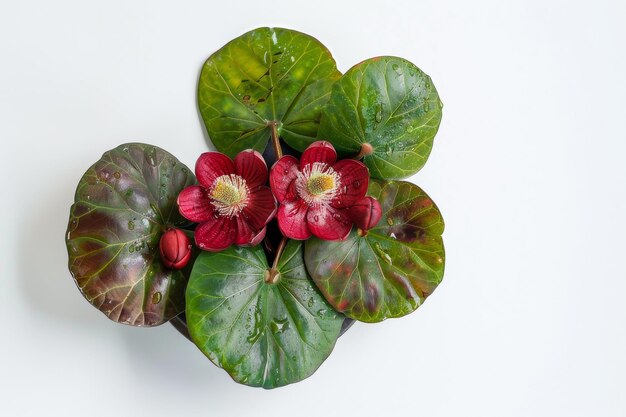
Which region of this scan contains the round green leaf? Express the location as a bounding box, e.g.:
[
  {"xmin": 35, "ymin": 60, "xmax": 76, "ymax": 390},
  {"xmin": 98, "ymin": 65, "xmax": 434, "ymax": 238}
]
[
  {"xmin": 186, "ymin": 241, "xmax": 344, "ymax": 389},
  {"xmin": 198, "ymin": 27, "xmax": 340, "ymax": 157},
  {"xmin": 65, "ymin": 143, "xmax": 196, "ymax": 326},
  {"xmin": 304, "ymin": 180, "xmax": 445, "ymax": 322},
  {"xmin": 318, "ymin": 56, "xmax": 443, "ymax": 179}
]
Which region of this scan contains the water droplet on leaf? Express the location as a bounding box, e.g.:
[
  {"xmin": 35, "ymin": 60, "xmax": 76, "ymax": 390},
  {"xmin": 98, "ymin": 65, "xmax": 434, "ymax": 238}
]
[
  {"xmin": 247, "ymin": 306, "xmax": 264, "ymax": 343},
  {"xmin": 374, "ymin": 242, "xmax": 393, "ymax": 265},
  {"xmin": 271, "ymin": 318, "xmax": 289, "ymax": 334},
  {"xmin": 152, "ymin": 292, "xmax": 162, "ymax": 304},
  {"xmin": 146, "ymin": 147, "xmax": 157, "ymax": 166}
]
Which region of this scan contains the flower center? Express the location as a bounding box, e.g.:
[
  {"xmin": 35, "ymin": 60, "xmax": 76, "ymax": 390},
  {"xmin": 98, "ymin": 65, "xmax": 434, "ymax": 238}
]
[
  {"xmin": 210, "ymin": 174, "xmax": 249, "ymax": 217},
  {"xmin": 295, "ymin": 162, "xmax": 340, "ymax": 206}
]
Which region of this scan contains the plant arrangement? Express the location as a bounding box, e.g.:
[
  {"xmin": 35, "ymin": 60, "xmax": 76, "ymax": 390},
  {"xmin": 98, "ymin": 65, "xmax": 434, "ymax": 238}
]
[{"xmin": 65, "ymin": 27, "xmax": 445, "ymax": 389}]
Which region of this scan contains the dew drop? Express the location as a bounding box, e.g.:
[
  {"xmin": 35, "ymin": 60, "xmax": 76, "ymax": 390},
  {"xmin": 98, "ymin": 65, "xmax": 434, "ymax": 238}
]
[
  {"xmin": 387, "ymin": 217, "xmax": 394, "ymax": 226},
  {"xmin": 392, "ymin": 63, "xmax": 399, "ymax": 71},
  {"xmin": 113, "ymin": 171, "xmax": 121, "ymax": 179},
  {"xmin": 316, "ymin": 309, "xmax": 327, "ymax": 318},
  {"xmin": 146, "ymin": 147, "xmax": 157, "ymax": 166},
  {"xmin": 353, "ymin": 180, "xmax": 360, "ymax": 188},
  {"xmin": 307, "ymin": 297, "xmax": 314, "ymax": 308},
  {"xmin": 152, "ymin": 292, "xmax": 162, "ymax": 304},
  {"xmin": 284, "ymin": 169, "xmax": 289, "ymax": 175},
  {"xmin": 424, "ymin": 103, "xmax": 430, "ymax": 113},
  {"xmin": 271, "ymin": 317, "xmax": 289, "ymax": 334},
  {"xmin": 127, "ymin": 220, "xmax": 135, "ymax": 230},
  {"xmin": 247, "ymin": 306, "xmax": 264, "ymax": 343},
  {"xmin": 374, "ymin": 242, "xmax": 393, "ymax": 265},
  {"xmin": 313, "ymin": 215, "xmax": 319, "ymax": 222}
]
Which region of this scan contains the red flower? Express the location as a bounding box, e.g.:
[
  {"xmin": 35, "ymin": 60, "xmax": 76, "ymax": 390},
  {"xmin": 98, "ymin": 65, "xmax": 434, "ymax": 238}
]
[
  {"xmin": 270, "ymin": 141, "xmax": 369, "ymax": 240},
  {"xmin": 177, "ymin": 150, "xmax": 277, "ymax": 252},
  {"xmin": 159, "ymin": 228, "xmax": 192, "ymax": 269}
]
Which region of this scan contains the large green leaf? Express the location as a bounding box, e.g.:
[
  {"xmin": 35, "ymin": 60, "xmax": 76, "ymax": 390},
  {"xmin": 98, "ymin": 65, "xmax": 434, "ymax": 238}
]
[
  {"xmin": 304, "ymin": 180, "xmax": 445, "ymax": 322},
  {"xmin": 65, "ymin": 143, "xmax": 196, "ymax": 326},
  {"xmin": 318, "ymin": 56, "xmax": 443, "ymax": 179},
  {"xmin": 198, "ymin": 27, "xmax": 340, "ymax": 157},
  {"xmin": 186, "ymin": 241, "xmax": 344, "ymax": 389}
]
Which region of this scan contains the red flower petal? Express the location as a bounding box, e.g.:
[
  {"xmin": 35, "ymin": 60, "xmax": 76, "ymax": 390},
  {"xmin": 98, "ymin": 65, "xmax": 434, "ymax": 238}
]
[
  {"xmin": 235, "ymin": 224, "xmax": 266, "ymax": 247},
  {"xmin": 194, "ymin": 215, "xmax": 237, "ymax": 252},
  {"xmin": 270, "ymin": 155, "xmax": 300, "ymax": 203},
  {"xmin": 277, "ymin": 199, "xmax": 311, "ymax": 240},
  {"xmin": 249, "ymin": 226, "xmax": 266, "ymax": 246},
  {"xmin": 177, "ymin": 185, "xmax": 214, "ymax": 222},
  {"xmin": 331, "ymin": 159, "xmax": 370, "ymax": 208},
  {"xmin": 234, "ymin": 216, "xmax": 254, "ymax": 245},
  {"xmin": 242, "ymin": 186, "xmax": 277, "ymax": 229},
  {"xmin": 195, "ymin": 152, "xmax": 235, "ymax": 188},
  {"xmin": 300, "ymin": 141, "xmax": 337, "ymax": 169},
  {"xmin": 307, "ymin": 204, "xmax": 353, "ymax": 240},
  {"xmin": 234, "ymin": 149, "xmax": 268, "ymax": 188}
]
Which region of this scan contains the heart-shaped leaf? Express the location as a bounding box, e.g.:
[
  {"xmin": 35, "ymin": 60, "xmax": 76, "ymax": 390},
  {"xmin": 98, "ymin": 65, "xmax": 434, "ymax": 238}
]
[
  {"xmin": 305, "ymin": 180, "xmax": 445, "ymax": 322},
  {"xmin": 186, "ymin": 240, "xmax": 344, "ymax": 389},
  {"xmin": 198, "ymin": 27, "xmax": 340, "ymax": 157},
  {"xmin": 318, "ymin": 56, "xmax": 443, "ymax": 179},
  {"xmin": 65, "ymin": 143, "xmax": 196, "ymax": 326}
]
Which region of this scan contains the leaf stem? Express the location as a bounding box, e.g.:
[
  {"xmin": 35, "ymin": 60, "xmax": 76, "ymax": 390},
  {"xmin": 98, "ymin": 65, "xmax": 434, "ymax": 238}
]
[
  {"xmin": 265, "ymin": 236, "xmax": 287, "ymax": 284},
  {"xmin": 351, "ymin": 142, "xmax": 374, "ymax": 160},
  {"xmin": 268, "ymin": 121, "xmax": 283, "ymax": 159}
]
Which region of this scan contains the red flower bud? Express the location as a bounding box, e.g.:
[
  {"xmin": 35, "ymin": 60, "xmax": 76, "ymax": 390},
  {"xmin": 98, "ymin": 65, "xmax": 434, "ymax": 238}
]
[
  {"xmin": 349, "ymin": 196, "xmax": 382, "ymax": 231},
  {"xmin": 159, "ymin": 228, "xmax": 192, "ymax": 269}
]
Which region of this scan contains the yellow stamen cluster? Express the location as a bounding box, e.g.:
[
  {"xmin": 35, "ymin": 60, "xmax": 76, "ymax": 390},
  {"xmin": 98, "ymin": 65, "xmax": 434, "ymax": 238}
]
[
  {"xmin": 210, "ymin": 174, "xmax": 249, "ymax": 217},
  {"xmin": 295, "ymin": 162, "xmax": 340, "ymax": 206}
]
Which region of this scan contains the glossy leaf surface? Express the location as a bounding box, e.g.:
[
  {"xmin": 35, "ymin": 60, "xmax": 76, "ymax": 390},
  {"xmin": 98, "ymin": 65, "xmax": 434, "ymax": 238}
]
[
  {"xmin": 198, "ymin": 27, "xmax": 340, "ymax": 157},
  {"xmin": 186, "ymin": 241, "xmax": 343, "ymax": 389},
  {"xmin": 66, "ymin": 143, "xmax": 196, "ymax": 326},
  {"xmin": 305, "ymin": 180, "xmax": 445, "ymax": 322},
  {"xmin": 318, "ymin": 56, "xmax": 443, "ymax": 179}
]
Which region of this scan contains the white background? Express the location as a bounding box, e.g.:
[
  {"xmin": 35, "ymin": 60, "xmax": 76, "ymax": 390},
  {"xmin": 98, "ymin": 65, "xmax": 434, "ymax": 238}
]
[{"xmin": 2, "ymin": 0, "xmax": 625, "ymax": 416}]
